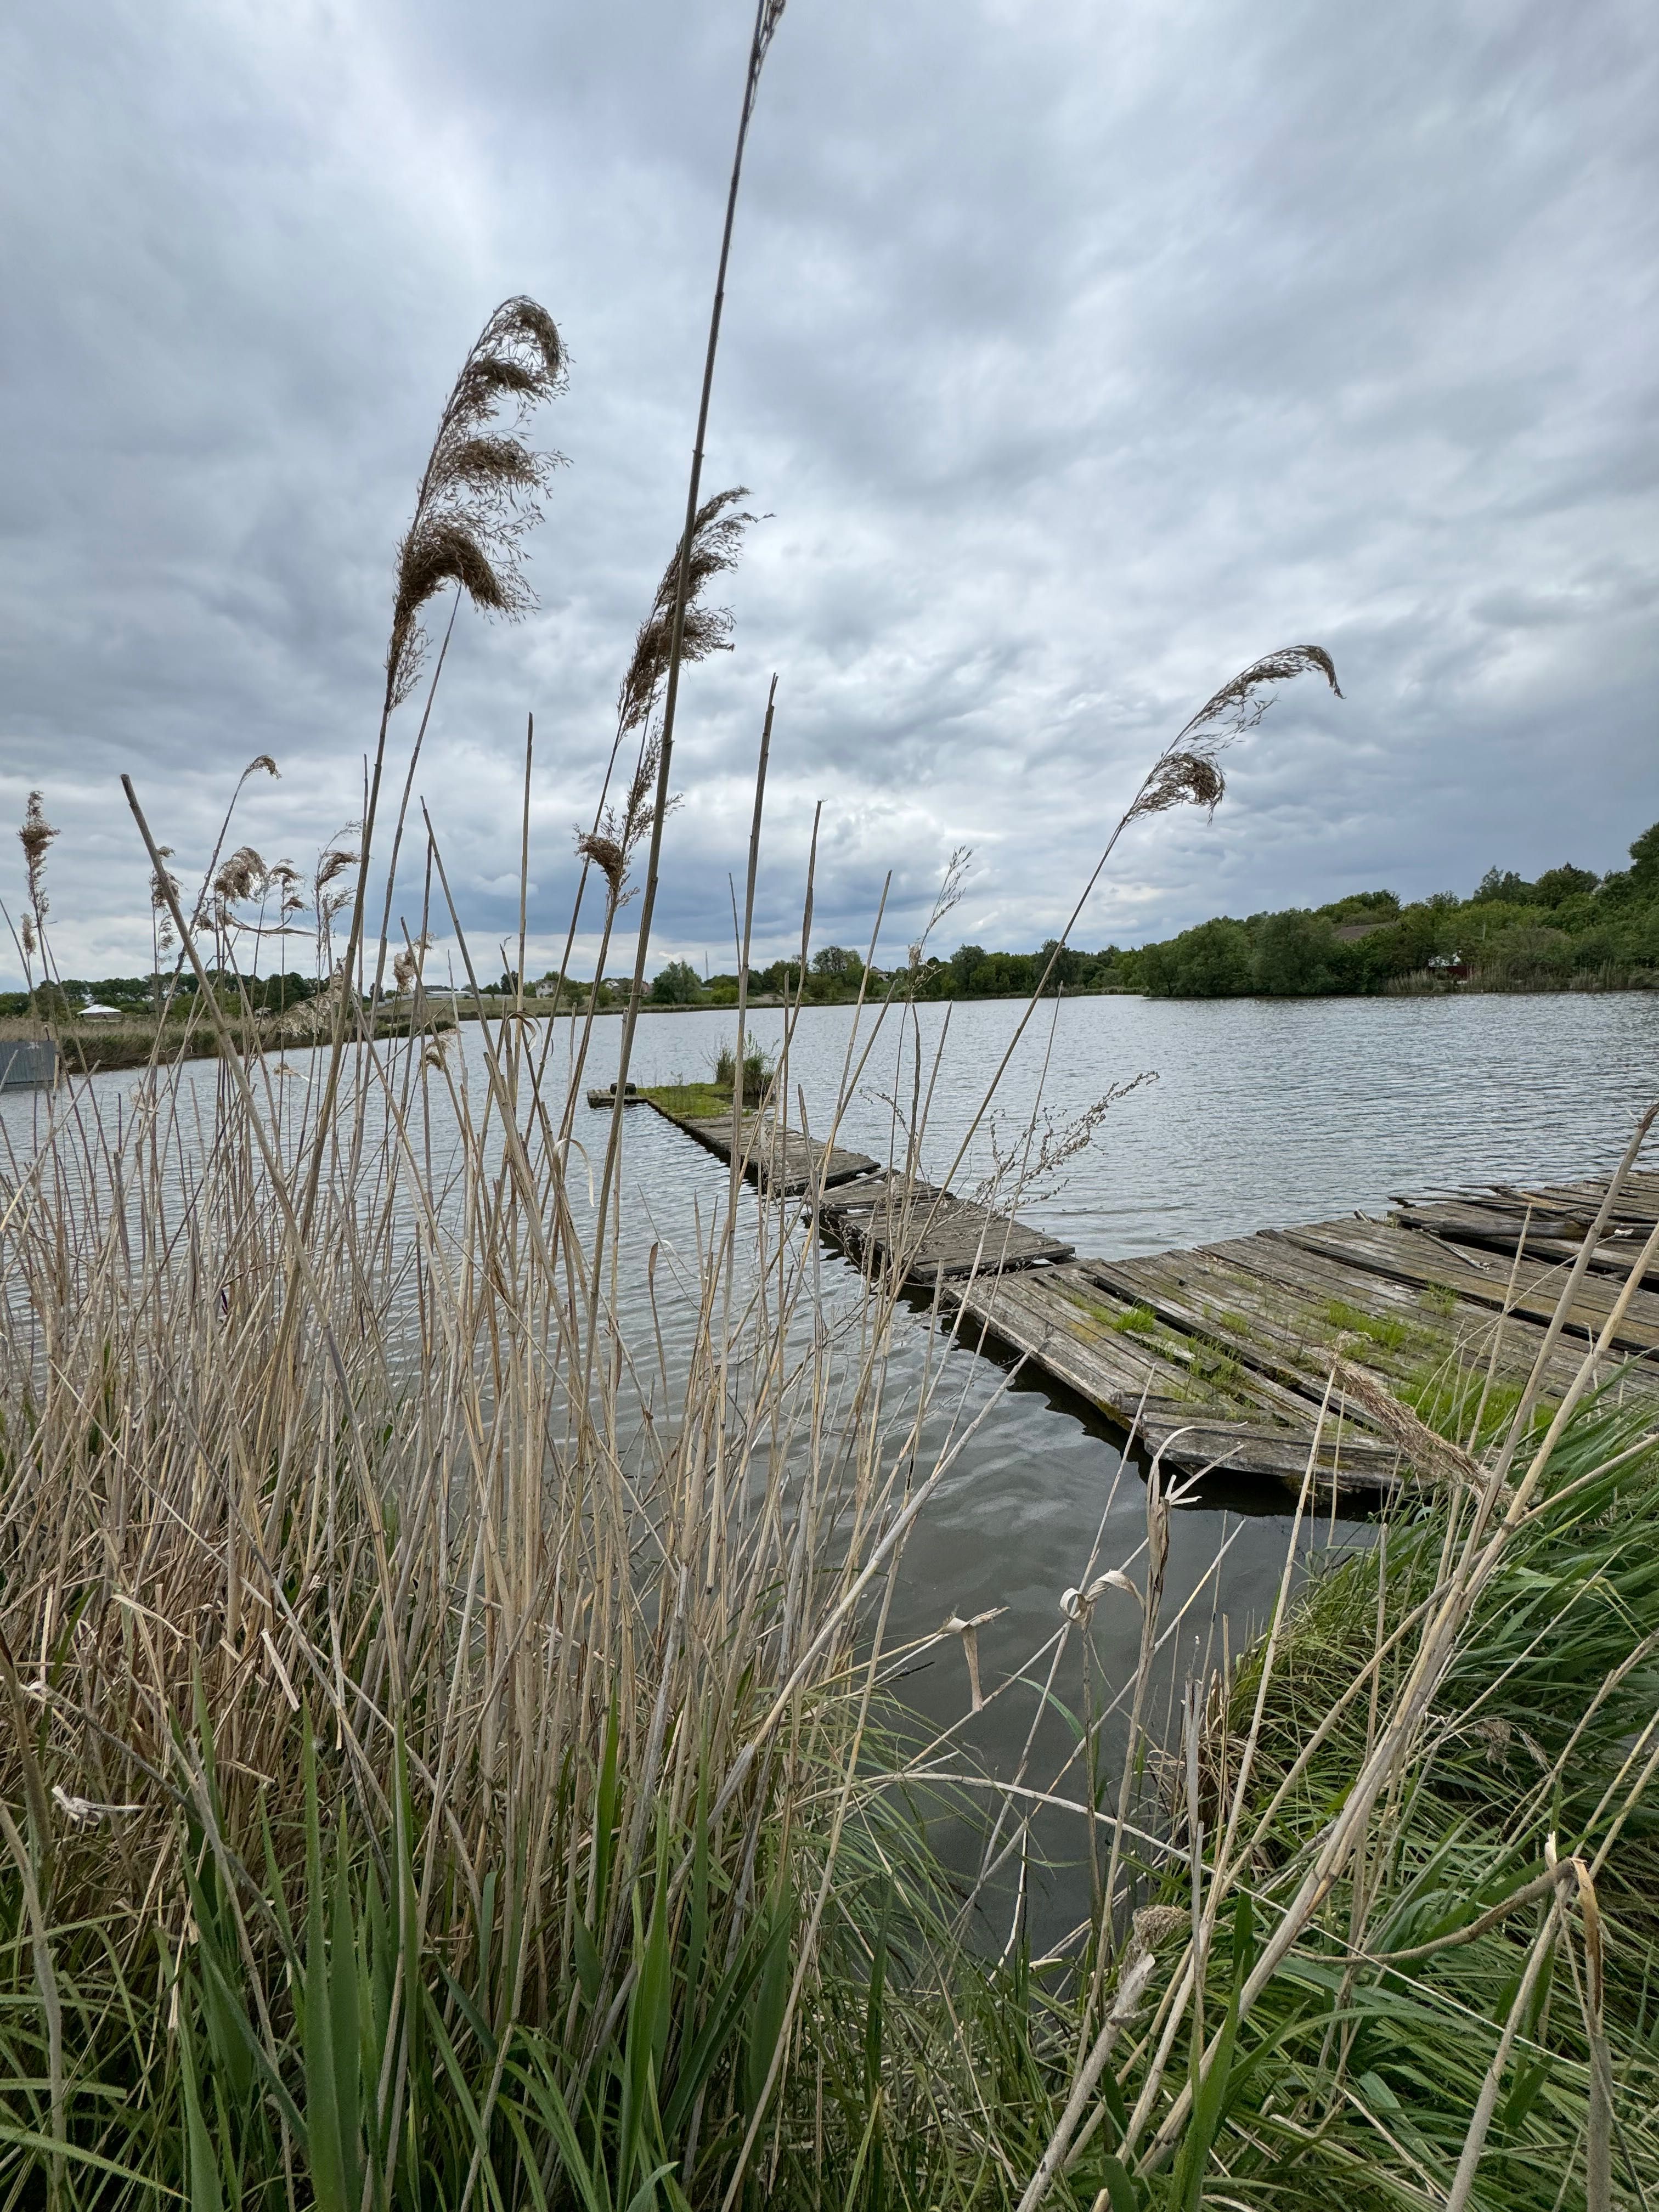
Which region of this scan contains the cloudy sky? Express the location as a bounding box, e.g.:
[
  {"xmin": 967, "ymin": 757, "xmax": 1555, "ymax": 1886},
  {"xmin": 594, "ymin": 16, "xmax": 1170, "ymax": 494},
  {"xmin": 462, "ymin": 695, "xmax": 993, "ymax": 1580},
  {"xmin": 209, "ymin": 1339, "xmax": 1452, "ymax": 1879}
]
[{"xmin": 1, "ymin": 0, "xmax": 1654, "ymax": 986}]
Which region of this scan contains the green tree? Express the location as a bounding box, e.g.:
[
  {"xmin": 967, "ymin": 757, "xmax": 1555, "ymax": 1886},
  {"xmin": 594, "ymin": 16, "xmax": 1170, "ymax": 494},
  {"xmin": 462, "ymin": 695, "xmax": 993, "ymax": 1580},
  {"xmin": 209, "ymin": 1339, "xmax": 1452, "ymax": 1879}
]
[
  {"xmin": 650, "ymin": 960, "xmax": 704, "ymax": 1006},
  {"xmin": 1472, "ymin": 867, "xmax": 1536, "ymax": 904},
  {"xmin": 948, "ymin": 944, "xmax": 986, "ymax": 992},
  {"xmin": 810, "ymin": 946, "xmax": 864, "ymax": 989},
  {"xmin": 1142, "ymin": 918, "xmax": 1251, "ymax": 997},
  {"xmin": 1036, "ymin": 940, "xmax": 1083, "ymax": 991},
  {"xmin": 1251, "ymin": 910, "xmax": 1338, "ymax": 996},
  {"xmin": 1317, "ymin": 889, "xmax": 1400, "ymax": 926},
  {"xmin": 1533, "ymin": 864, "xmax": 1598, "ymax": 907}
]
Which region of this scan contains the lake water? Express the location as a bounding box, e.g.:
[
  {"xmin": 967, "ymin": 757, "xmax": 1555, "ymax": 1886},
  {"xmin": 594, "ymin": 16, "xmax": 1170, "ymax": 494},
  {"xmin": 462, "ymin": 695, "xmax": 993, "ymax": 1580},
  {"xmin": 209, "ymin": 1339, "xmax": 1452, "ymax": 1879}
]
[
  {"xmin": 9, "ymin": 988, "xmax": 1658, "ymax": 1938},
  {"xmin": 535, "ymin": 989, "xmax": 1657, "ymax": 1908}
]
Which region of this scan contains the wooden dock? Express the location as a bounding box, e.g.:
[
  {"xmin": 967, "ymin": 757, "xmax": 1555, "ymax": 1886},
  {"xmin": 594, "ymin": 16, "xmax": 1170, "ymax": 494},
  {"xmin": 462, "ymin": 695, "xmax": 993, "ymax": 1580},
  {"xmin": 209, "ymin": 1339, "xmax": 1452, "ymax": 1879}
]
[
  {"xmin": 622, "ymin": 1080, "xmax": 1659, "ymax": 1494},
  {"xmin": 946, "ymin": 1260, "xmax": 1402, "ymax": 1489},
  {"xmin": 945, "ymin": 1178, "xmax": 1659, "ymax": 1491},
  {"xmin": 817, "ymin": 1170, "xmax": 1074, "ymax": 1283},
  {"xmin": 637, "ymin": 1096, "xmax": 881, "ymax": 1198}
]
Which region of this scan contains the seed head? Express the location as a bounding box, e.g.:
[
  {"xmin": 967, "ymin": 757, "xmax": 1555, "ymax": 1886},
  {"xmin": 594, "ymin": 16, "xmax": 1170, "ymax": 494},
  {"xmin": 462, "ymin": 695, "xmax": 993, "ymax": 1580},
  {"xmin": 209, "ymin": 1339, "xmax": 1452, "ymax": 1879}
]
[
  {"xmin": 388, "ymin": 297, "xmax": 567, "ymax": 709},
  {"xmin": 314, "ymin": 849, "xmax": 360, "ymax": 895},
  {"xmin": 213, "ymin": 846, "xmax": 268, "ymax": 907},
  {"xmin": 1127, "ymin": 645, "xmax": 1342, "ymax": 824},
  {"xmin": 18, "ymin": 791, "xmax": 57, "ymax": 921},
  {"xmin": 575, "ymin": 832, "xmax": 628, "ymax": 899},
  {"xmin": 617, "ymin": 488, "xmax": 757, "ymax": 740}
]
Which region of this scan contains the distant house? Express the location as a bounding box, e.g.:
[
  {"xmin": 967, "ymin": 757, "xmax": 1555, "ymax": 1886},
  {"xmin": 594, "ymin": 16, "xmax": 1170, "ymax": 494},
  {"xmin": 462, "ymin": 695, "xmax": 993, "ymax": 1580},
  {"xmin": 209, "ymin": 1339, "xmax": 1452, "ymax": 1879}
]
[{"xmin": 77, "ymin": 1002, "xmax": 123, "ymax": 1020}]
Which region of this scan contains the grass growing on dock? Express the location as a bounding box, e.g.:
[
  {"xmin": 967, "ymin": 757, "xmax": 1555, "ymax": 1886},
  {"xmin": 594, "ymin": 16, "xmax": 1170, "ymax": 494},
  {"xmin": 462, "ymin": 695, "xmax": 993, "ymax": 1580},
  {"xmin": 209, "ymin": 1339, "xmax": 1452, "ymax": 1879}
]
[
  {"xmin": 1322, "ymin": 1295, "xmax": 1424, "ymax": 1352},
  {"xmin": 642, "ymin": 1078, "xmax": 734, "ymax": 1117}
]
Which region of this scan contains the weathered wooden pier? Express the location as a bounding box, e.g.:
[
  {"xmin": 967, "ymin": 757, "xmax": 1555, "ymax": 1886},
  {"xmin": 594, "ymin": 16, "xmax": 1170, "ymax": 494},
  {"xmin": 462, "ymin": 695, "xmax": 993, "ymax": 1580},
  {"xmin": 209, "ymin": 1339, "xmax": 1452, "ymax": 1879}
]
[
  {"xmin": 625, "ymin": 1086, "xmax": 1659, "ymax": 1492},
  {"xmin": 640, "ymin": 1096, "xmax": 883, "ymax": 1198}
]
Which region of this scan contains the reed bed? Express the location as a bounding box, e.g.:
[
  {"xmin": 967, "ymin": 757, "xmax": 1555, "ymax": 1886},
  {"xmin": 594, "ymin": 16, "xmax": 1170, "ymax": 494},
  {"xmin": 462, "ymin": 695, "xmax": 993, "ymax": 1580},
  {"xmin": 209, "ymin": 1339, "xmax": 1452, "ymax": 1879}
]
[{"xmin": 0, "ymin": 951, "xmax": 981, "ymax": 2211}]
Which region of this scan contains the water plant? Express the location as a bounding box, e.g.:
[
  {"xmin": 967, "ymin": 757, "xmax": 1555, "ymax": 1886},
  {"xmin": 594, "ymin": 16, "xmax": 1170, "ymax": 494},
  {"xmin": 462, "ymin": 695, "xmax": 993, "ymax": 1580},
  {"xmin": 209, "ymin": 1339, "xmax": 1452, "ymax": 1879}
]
[{"xmin": 712, "ymin": 1032, "xmax": 775, "ymax": 1107}]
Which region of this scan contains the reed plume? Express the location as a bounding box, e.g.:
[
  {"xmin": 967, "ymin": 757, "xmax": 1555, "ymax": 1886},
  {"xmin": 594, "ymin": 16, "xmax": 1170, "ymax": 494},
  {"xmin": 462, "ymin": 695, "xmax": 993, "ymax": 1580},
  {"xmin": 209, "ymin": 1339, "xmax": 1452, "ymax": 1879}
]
[
  {"xmin": 933, "ymin": 644, "xmax": 1344, "ymax": 1199},
  {"xmin": 542, "ymin": 489, "xmax": 755, "ymax": 1045},
  {"xmin": 573, "ymin": 831, "xmax": 627, "ymax": 900},
  {"xmin": 1127, "ymin": 643, "xmax": 1343, "ymax": 822},
  {"xmin": 386, "ymin": 297, "xmax": 567, "ymax": 712},
  {"xmin": 211, "ymin": 845, "xmax": 268, "ymax": 909},
  {"xmin": 18, "ymin": 789, "xmax": 56, "ymax": 931},
  {"xmin": 616, "ymin": 486, "xmax": 757, "ymax": 738},
  {"xmin": 567, "ymin": 489, "xmax": 753, "ymax": 923},
  {"xmin": 302, "ymin": 297, "xmax": 565, "ymax": 1226}
]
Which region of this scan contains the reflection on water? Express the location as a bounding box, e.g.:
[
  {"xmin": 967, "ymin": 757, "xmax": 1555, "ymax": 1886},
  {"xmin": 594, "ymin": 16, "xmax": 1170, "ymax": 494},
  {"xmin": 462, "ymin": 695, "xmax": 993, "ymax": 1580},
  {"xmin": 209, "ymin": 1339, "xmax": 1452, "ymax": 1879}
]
[{"xmin": 7, "ymin": 989, "xmax": 1656, "ymax": 1937}]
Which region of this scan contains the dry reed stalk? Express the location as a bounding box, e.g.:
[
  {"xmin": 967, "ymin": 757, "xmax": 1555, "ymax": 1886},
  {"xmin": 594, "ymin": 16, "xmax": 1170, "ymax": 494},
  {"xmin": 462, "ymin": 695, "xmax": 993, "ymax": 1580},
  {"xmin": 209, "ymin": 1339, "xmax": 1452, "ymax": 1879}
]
[
  {"xmin": 5, "ymin": 652, "xmax": 1062, "ymax": 2204},
  {"xmin": 595, "ymin": 0, "xmax": 787, "ymax": 1238}
]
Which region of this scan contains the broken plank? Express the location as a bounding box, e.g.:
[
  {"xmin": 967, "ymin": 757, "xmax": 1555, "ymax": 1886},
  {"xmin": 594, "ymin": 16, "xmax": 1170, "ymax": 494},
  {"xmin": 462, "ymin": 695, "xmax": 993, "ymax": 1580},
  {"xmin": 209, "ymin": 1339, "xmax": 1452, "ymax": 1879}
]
[
  {"xmin": 644, "ymin": 1100, "xmax": 878, "ymax": 1195},
  {"xmin": 1387, "ymin": 1200, "xmax": 1654, "ymax": 1278},
  {"xmin": 819, "ymin": 1170, "xmax": 1073, "ymax": 1285}
]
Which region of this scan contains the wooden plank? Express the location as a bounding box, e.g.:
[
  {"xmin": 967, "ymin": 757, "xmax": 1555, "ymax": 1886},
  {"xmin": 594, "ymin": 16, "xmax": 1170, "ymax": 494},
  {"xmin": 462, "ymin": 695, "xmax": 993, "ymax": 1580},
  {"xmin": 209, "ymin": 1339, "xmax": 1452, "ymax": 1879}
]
[
  {"xmin": 1390, "ymin": 1175, "xmax": 1659, "ymax": 1225},
  {"xmin": 644, "ymin": 1101, "xmax": 878, "ymax": 1196},
  {"xmin": 819, "ymin": 1170, "xmax": 1073, "ymax": 1285},
  {"xmin": 1275, "ymin": 1218, "xmax": 1659, "ymax": 1355},
  {"xmin": 947, "ymin": 1265, "xmax": 1402, "ymax": 1492},
  {"xmin": 1501, "ymin": 1173, "xmax": 1659, "ymax": 1224},
  {"xmin": 1087, "ymin": 1239, "xmax": 1659, "ymax": 1413},
  {"xmin": 1388, "ymin": 1199, "xmax": 1654, "ymax": 1278},
  {"xmin": 1393, "ymin": 1199, "xmax": 1591, "ymax": 1246},
  {"xmin": 1385, "ymin": 1177, "xmax": 1659, "ymax": 1283}
]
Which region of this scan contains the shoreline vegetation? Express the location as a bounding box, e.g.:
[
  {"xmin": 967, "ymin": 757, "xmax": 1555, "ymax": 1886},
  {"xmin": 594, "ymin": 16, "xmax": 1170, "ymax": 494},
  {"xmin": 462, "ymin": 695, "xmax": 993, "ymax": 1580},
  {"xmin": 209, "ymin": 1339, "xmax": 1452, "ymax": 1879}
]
[
  {"xmin": 13, "ymin": 831, "xmax": 1659, "ymax": 1060},
  {"xmin": 6, "ymin": 18, "xmax": 1656, "ymax": 2205},
  {"xmin": 615, "ymin": 827, "xmax": 1659, "ymax": 1008}
]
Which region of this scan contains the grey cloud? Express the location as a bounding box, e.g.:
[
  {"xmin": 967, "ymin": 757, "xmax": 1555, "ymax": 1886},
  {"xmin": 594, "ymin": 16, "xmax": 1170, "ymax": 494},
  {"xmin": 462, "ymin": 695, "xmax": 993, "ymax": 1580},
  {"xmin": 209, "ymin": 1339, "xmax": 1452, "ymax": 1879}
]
[{"xmin": 1, "ymin": 0, "xmax": 1655, "ymax": 987}]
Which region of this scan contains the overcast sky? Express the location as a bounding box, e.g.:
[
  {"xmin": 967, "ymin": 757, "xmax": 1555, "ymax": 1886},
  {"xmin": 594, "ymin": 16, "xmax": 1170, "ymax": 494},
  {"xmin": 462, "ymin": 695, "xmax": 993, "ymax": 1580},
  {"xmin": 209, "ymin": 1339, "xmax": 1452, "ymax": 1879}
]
[{"xmin": 1, "ymin": 0, "xmax": 1654, "ymax": 985}]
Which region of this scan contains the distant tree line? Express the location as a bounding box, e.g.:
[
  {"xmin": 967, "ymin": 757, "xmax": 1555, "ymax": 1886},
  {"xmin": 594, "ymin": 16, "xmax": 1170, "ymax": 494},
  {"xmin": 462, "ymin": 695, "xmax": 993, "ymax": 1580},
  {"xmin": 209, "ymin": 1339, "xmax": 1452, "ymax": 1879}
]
[
  {"xmin": 37, "ymin": 825, "xmax": 1648, "ymax": 1032},
  {"xmin": 0, "ymin": 971, "xmax": 322, "ymax": 1020},
  {"xmin": 642, "ymin": 947, "xmax": 880, "ymax": 1008},
  {"xmin": 622, "ymin": 825, "xmax": 1659, "ymax": 1011},
  {"xmin": 1125, "ymin": 825, "xmax": 1659, "ymax": 998}
]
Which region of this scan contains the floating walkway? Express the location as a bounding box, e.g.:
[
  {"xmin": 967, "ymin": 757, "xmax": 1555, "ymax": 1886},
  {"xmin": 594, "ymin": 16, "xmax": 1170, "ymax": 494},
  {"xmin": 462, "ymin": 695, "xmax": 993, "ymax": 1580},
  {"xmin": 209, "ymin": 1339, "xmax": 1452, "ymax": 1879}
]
[
  {"xmin": 619, "ymin": 1084, "xmax": 1658, "ymax": 1494},
  {"xmin": 817, "ymin": 1171, "xmax": 1074, "ymax": 1280},
  {"xmin": 641, "ymin": 1094, "xmax": 881, "ymax": 1198}
]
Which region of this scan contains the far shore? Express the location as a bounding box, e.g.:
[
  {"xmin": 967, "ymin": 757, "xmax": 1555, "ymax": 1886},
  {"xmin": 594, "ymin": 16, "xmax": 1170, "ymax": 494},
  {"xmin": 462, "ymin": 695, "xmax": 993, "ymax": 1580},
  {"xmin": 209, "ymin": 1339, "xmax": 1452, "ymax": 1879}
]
[{"xmin": 7, "ymin": 969, "xmax": 1655, "ymax": 1085}]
